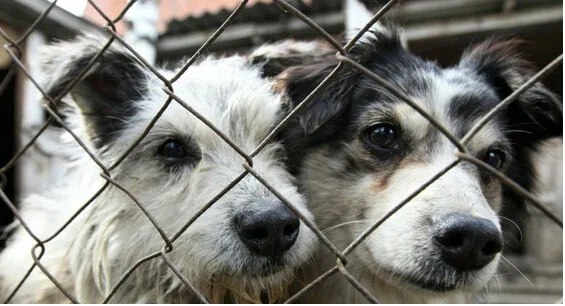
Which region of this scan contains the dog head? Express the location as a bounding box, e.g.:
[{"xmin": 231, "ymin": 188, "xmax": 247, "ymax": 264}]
[
  {"xmin": 40, "ymin": 35, "xmax": 316, "ymax": 303},
  {"xmin": 275, "ymin": 28, "xmax": 561, "ymax": 299}
]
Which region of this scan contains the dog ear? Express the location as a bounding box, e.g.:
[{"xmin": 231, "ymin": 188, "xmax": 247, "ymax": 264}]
[
  {"xmin": 278, "ymin": 56, "xmax": 358, "ymax": 135},
  {"xmin": 459, "ymin": 39, "xmax": 563, "ymax": 144},
  {"xmin": 40, "ymin": 35, "xmax": 148, "ymax": 148},
  {"xmin": 250, "ymin": 40, "xmax": 355, "ymax": 135},
  {"xmin": 249, "ymin": 40, "xmax": 333, "ymax": 78},
  {"xmin": 277, "ymin": 25, "xmax": 404, "ymax": 136}
]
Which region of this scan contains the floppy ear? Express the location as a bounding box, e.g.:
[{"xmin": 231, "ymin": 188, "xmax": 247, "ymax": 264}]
[
  {"xmin": 278, "ymin": 55, "xmax": 358, "ymax": 135},
  {"xmin": 459, "ymin": 39, "xmax": 563, "ymax": 144},
  {"xmin": 40, "ymin": 35, "xmax": 148, "ymax": 148},
  {"xmin": 250, "ymin": 40, "xmax": 355, "ymax": 134},
  {"xmin": 277, "ymin": 25, "xmax": 405, "ymax": 136},
  {"xmin": 249, "ymin": 40, "xmax": 333, "ymax": 78}
]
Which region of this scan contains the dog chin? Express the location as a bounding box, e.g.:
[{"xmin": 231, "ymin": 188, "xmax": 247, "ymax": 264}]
[
  {"xmin": 379, "ymin": 262, "xmax": 490, "ymax": 294},
  {"xmin": 399, "ymin": 272, "xmax": 460, "ymax": 292},
  {"xmin": 243, "ymin": 256, "xmax": 289, "ymax": 278},
  {"xmin": 218, "ymin": 255, "xmax": 289, "ymax": 278},
  {"xmin": 206, "ymin": 258, "xmax": 293, "ymax": 303}
]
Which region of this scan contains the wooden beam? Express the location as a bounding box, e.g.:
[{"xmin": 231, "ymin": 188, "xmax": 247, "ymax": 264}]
[
  {"xmin": 0, "ymin": 0, "xmax": 103, "ymax": 39},
  {"xmin": 157, "ymin": 12, "xmax": 343, "ymax": 58},
  {"xmin": 157, "ymin": 1, "xmax": 562, "ymax": 59},
  {"xmin": 404, "ymin": 4, "xmax": 562, "ymax": 43}
]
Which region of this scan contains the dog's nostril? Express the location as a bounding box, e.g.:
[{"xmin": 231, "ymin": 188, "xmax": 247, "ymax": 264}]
[
  {"xmin": 482, "ymin": 239, "xmax": 502, "ymax": 256},
  {"xmin": 283, "ymin": 222, "xmax": 298, "ymax": 238},
  {"xmin": 438, "ymin": 231, "xmax": 465, "ymax": 248},
  {"xmin": 247, "ymin": 228, "xmax": 269, "ymax": 240}
]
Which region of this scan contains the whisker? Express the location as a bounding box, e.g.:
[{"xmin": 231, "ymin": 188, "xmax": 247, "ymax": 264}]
[
  {"xmin": 497, "ymin": 215, "xmax": 523, "ymax": 244},
  {"xmin": 503, "ymin": 129, "xmax": 534, "ymax": 135},
  {"xmin": 500, "ymin": 255, "xmax": 533, "ymax": 287},
  {"xmin": 322, "ymin": 219, "xmax": 374, "ymax": 234},
  {"xmin": 496, "ymin": 272, "xmax": 513, "ymax": 277},
  {"xmin": 493, "ymin": 271, "xmax": 502, "ymax": 295}
]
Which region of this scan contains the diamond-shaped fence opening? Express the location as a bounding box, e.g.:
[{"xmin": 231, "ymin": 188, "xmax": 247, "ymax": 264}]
[{"xmin": 0, "ymin": 0, "xmax": 562, "ymax": 303}]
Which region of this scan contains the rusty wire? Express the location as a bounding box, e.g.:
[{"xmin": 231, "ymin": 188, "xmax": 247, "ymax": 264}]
[{"xmin": 0, "ymin": 0, "xmax": 562, "ymax": 304}]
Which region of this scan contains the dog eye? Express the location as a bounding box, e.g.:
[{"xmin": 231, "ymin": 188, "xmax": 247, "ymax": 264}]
[
  {"xmin": 159, "ymin": 139, "xmax": 187, "ymax": 160},
  {"xmin": 364, "ymin": 124, "xmax": 400, "ymax": 151},
  {"xmin": 482, "ymin": 149, "xmax": 505, "ymax": 170}
]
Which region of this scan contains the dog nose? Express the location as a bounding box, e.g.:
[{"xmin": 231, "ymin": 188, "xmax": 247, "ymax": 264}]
[
  {"xmin": 433, "ymin": 213, "xmax": 502, "ymax": 271},
  {"xmin": 234, "ymin": 201, "xmax": 300, "ymax": 257}
]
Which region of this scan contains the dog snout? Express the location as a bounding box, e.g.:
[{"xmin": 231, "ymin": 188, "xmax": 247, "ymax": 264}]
[
  {"xmin": 234, "ymin": 201, "xmax": 300, "ymax": 257},
  {"xmin": 433, "ymin": 213, "xmax": 502, "ymax": 271}
]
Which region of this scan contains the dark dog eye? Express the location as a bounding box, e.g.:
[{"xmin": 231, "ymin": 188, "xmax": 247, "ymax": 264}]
[
  {"xmin": 159, "ymin": 139, "xmax": 187, "ymax": 160},
  {"xmin": 482, "ymin": 149, "xmax": 505, "ymax": 170},
  {"xmin": 365, "ymin": 124, "xmax": 400, "ymax": 151},
  {"xmin": 157, "ymin": 138, "xmax": 201, "ymax": 170}
]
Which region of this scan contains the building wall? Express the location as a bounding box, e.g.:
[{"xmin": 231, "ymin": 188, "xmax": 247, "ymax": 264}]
[{"xmin": 83, "ymin": 0, "xmax": 275, "ymax": 34}]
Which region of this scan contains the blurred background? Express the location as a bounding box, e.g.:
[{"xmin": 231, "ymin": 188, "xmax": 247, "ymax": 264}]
[{"xmin": 0, "ymin": 0, "xmax": 562, "ymax": 302}]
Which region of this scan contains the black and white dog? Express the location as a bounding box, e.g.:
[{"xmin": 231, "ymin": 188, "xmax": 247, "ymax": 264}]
[
  {"xmin": 253, "ymin": 23, "xmax": 562, "ymax": 303},
  {"xmin": 0, "ymin": 35, "xmax": 317, "ymax": 303}
]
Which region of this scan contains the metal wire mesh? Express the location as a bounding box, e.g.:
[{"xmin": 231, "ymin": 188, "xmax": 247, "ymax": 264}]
[{"xmin": 0, "ymin": 0, "xmax": 562, "ymax": 303}]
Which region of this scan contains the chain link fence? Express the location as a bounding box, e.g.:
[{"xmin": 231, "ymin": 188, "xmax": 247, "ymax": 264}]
[{"xmin": 0, "ymin": 0, "xmax": 562, "ymax": 303}]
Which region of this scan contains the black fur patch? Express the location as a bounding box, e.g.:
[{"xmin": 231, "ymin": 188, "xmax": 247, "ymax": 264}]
[{"xmin": 47, "ymin": 49, "xmax": 147, "ymax": 148}]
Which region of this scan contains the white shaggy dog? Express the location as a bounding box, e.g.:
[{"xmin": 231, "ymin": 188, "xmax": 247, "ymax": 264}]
[{"xmin": 0, "ymin": 36, "xmax": 316, "ymax": 303}]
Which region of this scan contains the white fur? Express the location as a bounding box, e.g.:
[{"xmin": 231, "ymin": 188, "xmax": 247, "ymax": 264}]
[
  {"xmin": 345, "ymin": 0, "xmax": 392, "ymax": 45},
  {"xmin": 0, "ymin": 38, "xmax": 316, "ymax": 303}
]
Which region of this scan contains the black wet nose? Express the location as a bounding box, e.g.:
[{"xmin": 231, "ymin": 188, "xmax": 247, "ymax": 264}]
[
  {"xmin": 433, "ymin": 213, "xmax": 503, "ymax": 271},
  {"xmin": 234, "ymin": 201, "xmax": 299, "ymax": 257}
]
